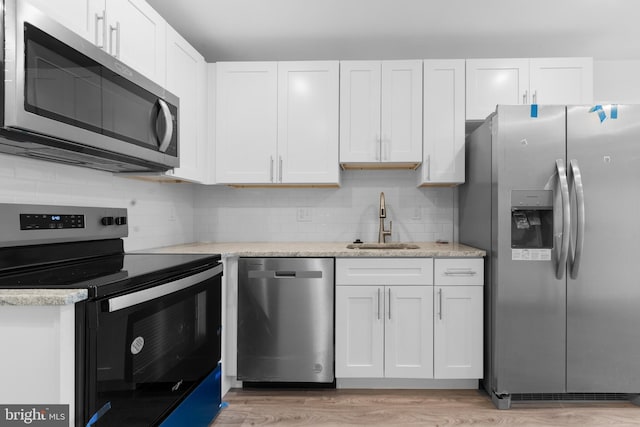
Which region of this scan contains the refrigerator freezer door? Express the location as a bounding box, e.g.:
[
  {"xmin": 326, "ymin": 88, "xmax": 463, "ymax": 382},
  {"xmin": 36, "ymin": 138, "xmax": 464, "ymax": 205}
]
[
  {"xmin": 566, "ymin": 105, "xmax": 640, "ymax": 392},
  {"xmin": 493, "ymin": 105, "xmax": 567, "ymax": 394}
]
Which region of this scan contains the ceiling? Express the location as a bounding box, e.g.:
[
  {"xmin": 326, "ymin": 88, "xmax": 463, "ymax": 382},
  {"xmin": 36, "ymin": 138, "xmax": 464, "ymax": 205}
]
[{"xmin": 146, "ymin": 0, "xmax": 640, "ymax": 62}]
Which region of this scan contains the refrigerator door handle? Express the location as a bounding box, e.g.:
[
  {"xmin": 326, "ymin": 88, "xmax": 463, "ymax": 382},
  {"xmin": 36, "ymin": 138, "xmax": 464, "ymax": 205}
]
[
  {"xmin": 568, "ymin": 159, "xmax": 585, "ymax": 279},
  {"xmin": 556, "ymin": 159, "xmax": 571, "ymax": 279}
]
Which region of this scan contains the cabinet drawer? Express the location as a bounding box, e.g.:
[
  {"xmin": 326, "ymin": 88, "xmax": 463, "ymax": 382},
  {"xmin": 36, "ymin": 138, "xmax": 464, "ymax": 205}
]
[
  {"xmin": 336, "ymin": 258, "xmax": 433, "ymax": 286},
  {"xmin": 434, "ymin": 258, "xmax": 484, "ymax": 285}
]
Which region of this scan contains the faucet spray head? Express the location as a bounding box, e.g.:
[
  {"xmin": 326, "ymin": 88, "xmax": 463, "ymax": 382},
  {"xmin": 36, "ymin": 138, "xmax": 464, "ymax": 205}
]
[{"xmin": 380, "ymin": 192, "xmax": 386, "ymax": 218}]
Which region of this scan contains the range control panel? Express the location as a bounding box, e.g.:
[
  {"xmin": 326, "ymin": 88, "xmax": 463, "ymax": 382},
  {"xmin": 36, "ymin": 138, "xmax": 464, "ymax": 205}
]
[
  {"xmin": 0, "ymin": 203, "xmax": 128, "ymax": 248},
  {"xmin": 20, "ymin": 213, "xmax": 85, "ymax": 230}
]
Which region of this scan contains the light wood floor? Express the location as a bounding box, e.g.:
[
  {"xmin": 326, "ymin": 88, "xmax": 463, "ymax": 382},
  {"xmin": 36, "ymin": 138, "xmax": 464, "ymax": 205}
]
[{"xmin": 210, "ymin": 388, "xmax": 640, "ymax": 426}]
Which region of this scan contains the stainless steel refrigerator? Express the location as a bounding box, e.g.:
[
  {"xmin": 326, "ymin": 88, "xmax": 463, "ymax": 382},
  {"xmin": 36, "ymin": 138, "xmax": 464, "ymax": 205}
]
[{"xmin": 459, "ymin": 104, "xmax": 640, "ymax": 409}]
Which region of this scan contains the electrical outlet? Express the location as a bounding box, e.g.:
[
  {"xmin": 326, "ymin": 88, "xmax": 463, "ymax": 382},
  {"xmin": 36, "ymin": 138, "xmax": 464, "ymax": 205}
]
[
  {"xmin": 411, "ymin": 207, "xmax": 422, "ymax": 220},
  {"xmin": 297, "ymin": 207, "xmax": 312, "ymax": 222}
]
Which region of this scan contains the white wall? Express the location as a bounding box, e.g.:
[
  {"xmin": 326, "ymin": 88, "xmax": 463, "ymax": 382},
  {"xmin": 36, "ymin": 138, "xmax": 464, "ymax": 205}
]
[
  {"xmin": 195, "ymin": 170, "xmax": 456, "ymax": 243},
  {"xmin": 0, "ymin": 153, "xmax": 196, "ymax": 251},
  {"xmin": 594, "ymin": 60, "xmax": 640, "ymax": 104}
]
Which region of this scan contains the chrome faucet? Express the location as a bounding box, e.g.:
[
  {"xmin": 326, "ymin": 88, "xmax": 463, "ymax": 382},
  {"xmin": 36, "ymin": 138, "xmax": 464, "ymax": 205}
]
[{"xmin": 378, "ymin": 192, "xmax": 392, "ymax": 243}]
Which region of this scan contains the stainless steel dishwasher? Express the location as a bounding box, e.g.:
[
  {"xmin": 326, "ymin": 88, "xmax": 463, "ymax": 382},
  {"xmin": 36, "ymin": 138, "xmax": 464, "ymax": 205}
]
[{"xmin": 238, "ymin": 257, "xmax": 334, "ymax": 384}]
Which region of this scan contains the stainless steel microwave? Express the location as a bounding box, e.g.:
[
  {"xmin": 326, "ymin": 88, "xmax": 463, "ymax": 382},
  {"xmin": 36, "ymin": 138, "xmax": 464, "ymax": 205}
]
[{"xmin": 0, "ymin": 0, "xmax": 179, "ymax": 172}]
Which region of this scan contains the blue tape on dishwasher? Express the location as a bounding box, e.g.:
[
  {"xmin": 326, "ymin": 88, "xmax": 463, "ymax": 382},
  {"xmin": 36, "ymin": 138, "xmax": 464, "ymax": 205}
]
[
  {"xmin": 611, "ymin": 104, "xmax": 618, "ymax": 119},
  {"xmin": 589, "ymin": 105, "xmax": 606, "ymax": 122},
  {"xmin": 530, "ymin": 104, "xmax": 538, "ymax": 118}
]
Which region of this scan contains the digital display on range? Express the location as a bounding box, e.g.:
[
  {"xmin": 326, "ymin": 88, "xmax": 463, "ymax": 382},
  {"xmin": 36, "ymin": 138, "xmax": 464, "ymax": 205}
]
[{"xmin": 20, "ymin": 213, "xmax": 85, "ymax": 230}]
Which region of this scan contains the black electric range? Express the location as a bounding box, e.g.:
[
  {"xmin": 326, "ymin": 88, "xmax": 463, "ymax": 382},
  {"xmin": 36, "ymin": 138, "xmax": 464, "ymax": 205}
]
[
  {"xmin": 0, "ymin": 238, "xmax": 220, "ymax": 298},
  {"xmin": 0, "ymin": 203, "xmax": 223, "ymax": 426}
]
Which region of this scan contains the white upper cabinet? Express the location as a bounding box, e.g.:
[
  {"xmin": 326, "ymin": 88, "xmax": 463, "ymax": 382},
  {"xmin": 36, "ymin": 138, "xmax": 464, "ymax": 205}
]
[
  {"xmin": 100, "ymin": 0, "xmax": 167, "ymax": 85},
  {"xmin": 466, "ymin": 57, "xmax": 593, "ymax": 120},
  {"xmin": 278, "ymin": 61, "xmax": 340, "ymax": 184},
  {"xmin": 163, "ymin": 25, "xmax": 207, "ymax": 183},
  {"xmin": 340, "ymin": 60, "xmax": 422, "ymax": 168},
  {"xmin": 339, "ymin": 62, "xmax": 381, "ymax": 163},
  {"xmin": 30, "ymin": 0, "xmax": 167, "ymax": 85},
  {"xmin": 419, "ymin": 60, "xmax": 465, "ymax": 186},
  {"xmin": 216, "ymin": 61, "xmax": 340, "ymax": 186},
  {"xmin": 27, "ymin": 0, "xmax": 97, "ymax": 41},
  {"xmin": 215, "ymin": 62, "xmax": 278, "ymax": 184},
  {"xmin": 529, "ymin": 57, "xmax": 594, "ymax": 105},
  {"xmin": 465, "ymin": 58, "xmax": 530, "ymax": 120}
]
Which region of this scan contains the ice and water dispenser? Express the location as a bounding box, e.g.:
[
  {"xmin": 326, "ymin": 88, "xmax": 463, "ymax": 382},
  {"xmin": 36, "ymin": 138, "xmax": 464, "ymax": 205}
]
[{"xmin": 511, "ymin": 190, "xmax": 554, "ymax": 250}]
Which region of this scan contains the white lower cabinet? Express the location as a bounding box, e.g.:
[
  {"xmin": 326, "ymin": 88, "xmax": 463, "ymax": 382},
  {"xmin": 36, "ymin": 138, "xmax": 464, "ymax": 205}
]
[
  {"xmin": 434, "ymin": 285, "xmax": 483, "ymax": 378},
  {"xmin": 336, "ymin": 285, "xmax": 433, "ymax": 378},
  {"xmin": 433, "ymin": 258, "xmax": 484, "ymax": 379},
  {"xmin": 335, "ymin": 258, "xmax": 433, "ymax": 379},
  {"xmin": 336, "ymin": 257, "xmax": 484, "ymax": 382}
]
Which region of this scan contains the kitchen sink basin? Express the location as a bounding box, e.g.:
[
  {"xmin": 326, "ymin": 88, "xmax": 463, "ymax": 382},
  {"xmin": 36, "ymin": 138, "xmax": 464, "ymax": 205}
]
[{"xmin": 346, "ymin": 243, "xmax": 420, "ymax": 250}]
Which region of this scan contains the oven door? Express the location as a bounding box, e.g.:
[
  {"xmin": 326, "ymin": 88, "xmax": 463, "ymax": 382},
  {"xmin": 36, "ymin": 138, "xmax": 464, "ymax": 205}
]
[{"xmin": 85, "ymin": 264, "xmax": 222, "ymax": 427}]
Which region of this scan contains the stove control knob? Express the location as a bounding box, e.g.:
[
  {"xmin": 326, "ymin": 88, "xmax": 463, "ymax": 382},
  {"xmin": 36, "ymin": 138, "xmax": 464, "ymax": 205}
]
[
  {"xmin": 115, "ymin": 216, "xmax": 127, "ymax": 226},
  {"xmin": 101, "ymin": 216, "xmax": 114, "ymax": 226}
]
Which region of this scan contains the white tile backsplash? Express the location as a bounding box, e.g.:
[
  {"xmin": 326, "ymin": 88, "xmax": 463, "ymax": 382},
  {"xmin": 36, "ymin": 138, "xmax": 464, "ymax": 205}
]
[
  {"xmin": 195, "ymin": 170, "xmax": 457, "ymax": 243},
  {"xmin": 1, "ymin": 155, "xmax": 457, "ymax": 248},
  {"xmin": 0, "ymin": 154, "xmax": 196, "ymax": 251}
]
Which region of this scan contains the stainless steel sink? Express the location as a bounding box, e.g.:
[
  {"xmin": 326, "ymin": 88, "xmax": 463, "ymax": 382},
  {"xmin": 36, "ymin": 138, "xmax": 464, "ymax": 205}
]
[{"xmin": 346, "ymin": 243, "xmax": 420, "ymax": 250}]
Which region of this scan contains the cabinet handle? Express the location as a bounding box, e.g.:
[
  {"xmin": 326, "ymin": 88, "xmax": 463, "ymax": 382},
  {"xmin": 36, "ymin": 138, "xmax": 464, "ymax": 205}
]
[
  {"xmin": 438, "ymin": 288, "xmax": 443, "ymax": 320},
  {"xmin": 522, "ymin": 90, "xmax": 528, "ymax": 104},
  {"xmin": 109, "ymin": 22, "xmax": 120, "ymax": 58},
  {"xmin": 94, "ymin": 12, "xmax": 106, "ymax": 48},
  {"xmin": 382, "ymin": 137, "xmax": 388, "ymax": 161},
  {"xmin": 533, "ymin": 90, "xmax": 538, "ymax": 104},
  {"xmin": 270, "ymin": 156, "xmax": 274, "ymax": 182},
  {"xmin": 426, "ymin": 154, "xmax": 431, "ymax": 181},
  {"xmin": 443, "ymin": 269, "xmax": 477, "ymax": 276},
  {"xmin": 388, "ymin": 288, "xmax": 391, "ymax": 320},
  {"xmin": 279, "ymin": 156, "xmax": 283, "ymax": 183},
  {"xmin": 377, "ymin": 288, "xmax": 381, "ymax": 320},
  {"xmin": 375, "ymin": 135, "xmax": 380, "ymax": 161}
]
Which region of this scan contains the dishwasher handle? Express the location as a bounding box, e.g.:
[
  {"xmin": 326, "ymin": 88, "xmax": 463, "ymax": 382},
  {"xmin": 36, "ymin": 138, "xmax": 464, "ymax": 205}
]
[
  {"xmin": 248, "ymin": 270, "xmax": 324, "ymax": 279},
  {"xmin": 275, "ymin": 270, "xmax": 296, "ymax": 278}
]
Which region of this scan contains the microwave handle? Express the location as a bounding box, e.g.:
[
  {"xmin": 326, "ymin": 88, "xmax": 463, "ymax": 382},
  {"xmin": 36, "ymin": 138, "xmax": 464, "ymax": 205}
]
[{"xmin": 156, "ymin": 99, "xmax": 174, "ymax": 152}]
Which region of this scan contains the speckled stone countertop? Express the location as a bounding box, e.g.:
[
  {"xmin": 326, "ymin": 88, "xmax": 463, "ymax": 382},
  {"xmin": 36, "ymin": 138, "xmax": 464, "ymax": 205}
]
[
  {"xmin": 143, "ymin": 241, "xmax": 486, "ymax": 258},
  {"xmin": 0, "ymin": 289, "xmax": 88, "ymax": 306},
  {"xmin": 0, "ymin": 242, "xmax": 483, "ymax": 306}
]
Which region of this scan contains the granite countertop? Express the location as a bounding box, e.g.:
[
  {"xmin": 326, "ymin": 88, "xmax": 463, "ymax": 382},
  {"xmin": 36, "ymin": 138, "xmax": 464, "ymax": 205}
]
[
  {"xmin": 144, "ymin": 241, "xmax": 486, "ymax": 258},
  {"xmin": 0, "ymin": 289, "xmax": 88, "ymax": 306},
  {"xmin": 0, "ymin": 242, "xmax": 484, "ymax": 306}
]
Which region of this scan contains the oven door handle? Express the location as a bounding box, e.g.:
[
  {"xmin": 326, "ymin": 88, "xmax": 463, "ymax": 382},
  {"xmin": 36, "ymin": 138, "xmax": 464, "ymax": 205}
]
[{"xmin": 107, "ymin": 264, "xmax": 222, "ymax": 312}]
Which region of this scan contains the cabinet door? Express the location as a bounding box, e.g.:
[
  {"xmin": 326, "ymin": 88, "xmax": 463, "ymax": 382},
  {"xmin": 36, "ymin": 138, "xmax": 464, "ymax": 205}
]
[
  {"xmin": 106, "ymin": 0, "xmax": 166, "ymax": 85},
  {"xmin": 28, "ymin": 0, "xmax": 98, "ymax": 42},
  {"xmin": 381, "ymin": 61, "xmax": 423, "ymax": 163},
  {"xmin": 335, "ymin": 286, "xmax": 384, "ymax": 378},
  {"xmin": 215, "ymin": 62, "xmax": 278, "ymax": 184},
  {"xmin": 385, "ymin": 286, "xmax": 433, "ymax": 378},
  {"xmin": 530, "ymin": 57, "xmax": 593, "ymax": 105},
  {"xmin": 421, "ymin": 60, "xmax": 465, "ymax": 185},
  {"xmin": 164, "ymin": 25, "xmax": 207, "ymax": 183},
  {"xmin": 278, "ymin": 61, "xmax": 340, "ymax": 184},
  {"xmin": 434, "ymin": 286, "xmax": 483, "ymax": 379},
  {"xmin": 465, "ymin": 59, "xmax": 530, "ymax": 120},
  {"xmin": 339, "ymin": 61, "xmax": 381, "ymax": 163}
]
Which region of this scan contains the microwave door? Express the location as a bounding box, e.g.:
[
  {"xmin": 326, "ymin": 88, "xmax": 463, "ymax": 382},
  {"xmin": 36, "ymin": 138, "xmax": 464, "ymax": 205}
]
[{"xmin": 2, "ymin": 1, "xmax": 179, "ymax": 171}]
